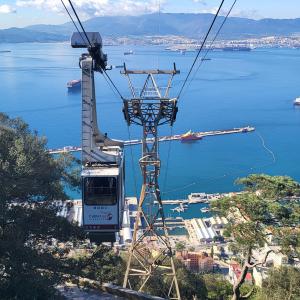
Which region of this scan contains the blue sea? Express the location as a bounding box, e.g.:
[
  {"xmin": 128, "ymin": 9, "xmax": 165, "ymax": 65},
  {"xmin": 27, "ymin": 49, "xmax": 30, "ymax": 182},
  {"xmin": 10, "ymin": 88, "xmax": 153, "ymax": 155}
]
[{"xmin": 1, "ymin": 42, "xmax": 300, "ymax": 203}]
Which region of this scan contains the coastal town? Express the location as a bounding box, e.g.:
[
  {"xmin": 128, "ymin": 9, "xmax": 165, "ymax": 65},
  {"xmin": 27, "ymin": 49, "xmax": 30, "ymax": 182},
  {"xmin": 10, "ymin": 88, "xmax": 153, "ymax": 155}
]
[
  {"xmin": 56, "ymin": 191, "xmax": 300, "ymax": 291},
  {"xmin": 2, "ymin": 1, "xmax": 300, "ymax": 299},
  {"xmin": 104, "ymin": 34, "xmax": 300, "ymax": 50}
]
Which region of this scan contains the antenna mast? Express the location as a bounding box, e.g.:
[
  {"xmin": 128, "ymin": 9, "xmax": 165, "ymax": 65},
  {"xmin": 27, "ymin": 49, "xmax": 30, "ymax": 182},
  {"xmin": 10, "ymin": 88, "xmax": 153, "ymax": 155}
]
[{"xmin": 122, "ymin": 64, "xmax": 181, "ymax": 299}]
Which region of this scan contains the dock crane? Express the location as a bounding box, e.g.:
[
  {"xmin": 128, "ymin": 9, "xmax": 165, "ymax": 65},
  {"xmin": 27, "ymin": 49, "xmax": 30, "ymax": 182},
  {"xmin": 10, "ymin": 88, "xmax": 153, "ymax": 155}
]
[{"xmin": 71, "ymin": 32, "xmax": 125, "ymax": 243}]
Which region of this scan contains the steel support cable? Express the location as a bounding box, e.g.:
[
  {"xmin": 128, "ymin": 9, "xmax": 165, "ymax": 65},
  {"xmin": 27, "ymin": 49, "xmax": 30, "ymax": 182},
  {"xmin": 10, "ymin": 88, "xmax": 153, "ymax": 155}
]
[
  {"xmin": 61, "ymin": 0, "xmax": 125, "ymax": 100},
  {"xmin": 182, "ymin": 0, "xmax": 238, "ymax": 98},
  {"xmin": 157, "ymin": 0, "xmax": 161, "ymax": 69},
  {"xmin": 103, "ymin": 70, "xmax": 125, "ymax": 100},
  {"xmin": 101, "ymin": 72, "xmax": 119, "ymax": 98},
  {"xmin": 177, "ymin": 0, "xmax": 226, "ymax": 100},
  {"xmin": 126, "ymin": 126, "xmax": 139, "ymax": 199},
  {"xmin": 60, "ymin": 0, "xmax": 85, "ymax": 44},
  {"xmin": 162, "ymin": 126, "xmax": 173, "ymax": 194},
  {"xmin": 67, "ymin": 0, "xmax": 92, "ymax": 47}
]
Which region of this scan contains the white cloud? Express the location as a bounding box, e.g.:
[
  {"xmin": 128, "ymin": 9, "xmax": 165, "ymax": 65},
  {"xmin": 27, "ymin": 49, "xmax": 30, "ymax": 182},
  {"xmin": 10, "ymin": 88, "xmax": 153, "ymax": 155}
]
[
  {"xmin": 230, "ymin": 9, "xmax": 262, "ymax": 20},
  {"xmin": 196, "ymin": 6, "xmax": 261, "ymax": 20},
  {"xmin": 16, "ymin": 0, "xmax": 165, "ymax": 17},
  {"xmin": 0, "ymin": 4, "xmax": 17, "ymax": 14}
]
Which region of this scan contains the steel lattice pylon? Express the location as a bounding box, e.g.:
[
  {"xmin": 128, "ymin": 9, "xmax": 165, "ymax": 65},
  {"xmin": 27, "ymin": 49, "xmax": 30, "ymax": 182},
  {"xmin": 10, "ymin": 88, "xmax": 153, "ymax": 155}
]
[{"xmin": 121, "ymin": 64, "xmax": 181, "ymax": 299}]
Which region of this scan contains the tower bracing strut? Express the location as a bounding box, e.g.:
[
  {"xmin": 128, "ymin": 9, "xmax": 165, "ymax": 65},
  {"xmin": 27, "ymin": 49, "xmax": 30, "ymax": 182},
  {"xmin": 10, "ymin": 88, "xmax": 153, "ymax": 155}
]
[{"xmin": 122, "ymin": 64, "xmax": 181, "ymax": 300}]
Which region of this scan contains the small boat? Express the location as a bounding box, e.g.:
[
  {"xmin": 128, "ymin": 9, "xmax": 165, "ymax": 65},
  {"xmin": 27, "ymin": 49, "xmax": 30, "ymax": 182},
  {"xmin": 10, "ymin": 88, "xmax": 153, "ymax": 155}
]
[
  {"xmin": 180, "ymin": 130, "xmax": 202, "ymax": 142},
  {"xmin": 171, "ymin": 203, "xmax": 187, "ymax": 213},
  {"xmin": 171, "ymin": 206, "xmax": 185, "ymax": 213},
  {"xmin": 294, "ymin": 97, "xmax": 300, "ymax": 106},
  {"xmin": 67, "ymin": 79, "xmax": 81, "ymax": 90},
  {"xmin": 0, "ymin": 50, "xmax": 11, "ymax": 53},
  {"xmin": 200, "ymin": 207, "xmax": 210, "ymax": 213},
  {"xmin": 124, "ymin": 50, "xmax": 134, "ymax": 55}
]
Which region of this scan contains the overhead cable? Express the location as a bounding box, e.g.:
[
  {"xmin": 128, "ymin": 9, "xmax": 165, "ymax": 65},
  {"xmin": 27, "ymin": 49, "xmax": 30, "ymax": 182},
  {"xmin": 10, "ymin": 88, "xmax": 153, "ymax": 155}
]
[
  {"xmin": 60, "ymin": 0, "xmax": 85, "ymax": 44},
  {"xmin": 183, "ymin": 0, "xmax": 238, "ymax": 98},
  {"xmin": 177, "ymin": 0, "xmax": 226, "ymax": 99},
  {"xmin": 103, "ymin": 70, "xmax": 125, "ymax": 100},
  {"xmin": 67, "ymin": 0, "xmax": 92, "ymax": 47},
  {"xmin": 66, "ymin": 0, "xmax": 125, "ymax": 98},
  {"xmin": 60, "ymin": 0, "xmax": 125, "ymax": 100}
]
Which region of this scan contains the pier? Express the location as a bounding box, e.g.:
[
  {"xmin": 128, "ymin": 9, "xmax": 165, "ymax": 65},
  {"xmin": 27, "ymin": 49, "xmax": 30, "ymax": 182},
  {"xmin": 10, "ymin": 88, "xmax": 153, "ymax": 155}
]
[{"xmin": 48, "ymin": 126, "xmax": 255, "ymax": 154}]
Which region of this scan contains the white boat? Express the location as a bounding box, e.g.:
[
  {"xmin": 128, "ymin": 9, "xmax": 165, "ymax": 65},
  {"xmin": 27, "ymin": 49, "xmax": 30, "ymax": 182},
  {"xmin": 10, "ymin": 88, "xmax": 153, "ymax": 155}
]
[
  {"xmin": 294, "ymin": 97, "xmax": 300, "ymax": 106},
  {"xmin": 200, "ymin": 207, "xmax": 210, "ymax": 213},
  {"xmin": 171, "ymin": 203, "xmax": 187, "ymax": 213},
  {"xmin": 171, "ymin": 206, "xmax": 184, "ymax": 213}
]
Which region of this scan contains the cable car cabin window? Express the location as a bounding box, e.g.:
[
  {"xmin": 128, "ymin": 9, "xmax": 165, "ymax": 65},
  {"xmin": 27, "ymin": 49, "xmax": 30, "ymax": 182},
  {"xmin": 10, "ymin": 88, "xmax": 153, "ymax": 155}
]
[{"xmin": 84, "ymin": 177, "xmax": 117, "ymax": 205}]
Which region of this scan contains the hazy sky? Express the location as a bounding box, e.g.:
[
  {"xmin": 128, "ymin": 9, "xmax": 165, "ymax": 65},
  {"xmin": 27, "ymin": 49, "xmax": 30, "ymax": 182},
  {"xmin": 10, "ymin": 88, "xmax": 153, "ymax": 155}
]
[{"xmin": 1, "ymin": 0, "xmax": 300, "ymax": 29}]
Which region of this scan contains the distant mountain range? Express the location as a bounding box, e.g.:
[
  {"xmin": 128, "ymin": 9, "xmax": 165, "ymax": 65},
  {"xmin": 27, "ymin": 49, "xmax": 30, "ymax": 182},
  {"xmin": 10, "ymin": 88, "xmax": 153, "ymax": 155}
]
[{"xmin": 2, "ymin": 13, "xmax": 300, "ymax": 43}]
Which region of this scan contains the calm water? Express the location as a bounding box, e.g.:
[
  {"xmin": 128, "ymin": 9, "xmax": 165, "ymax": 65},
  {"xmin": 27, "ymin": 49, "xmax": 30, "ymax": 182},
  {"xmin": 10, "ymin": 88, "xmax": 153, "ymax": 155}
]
[{"xmin": 1, "ymin": 43, "xmax": 300, "ymax": 201}]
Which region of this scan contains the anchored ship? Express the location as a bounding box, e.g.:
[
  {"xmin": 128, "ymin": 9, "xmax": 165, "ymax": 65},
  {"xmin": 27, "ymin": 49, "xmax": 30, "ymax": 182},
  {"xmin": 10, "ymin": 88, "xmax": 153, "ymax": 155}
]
[
  {"xmin": 124, "ymin": 50, "xmax": 134, "ymax": 55},
  {"xmin": 294, "ymin": 97, "xmax": 300, "ymax": 106},
  {"xmin": 67, "ymin": 79, "xmax": 81, "ymax": 91},
  {"xmin": 180, "ymin": 130, "xmax": 202, "ymax": 142}
]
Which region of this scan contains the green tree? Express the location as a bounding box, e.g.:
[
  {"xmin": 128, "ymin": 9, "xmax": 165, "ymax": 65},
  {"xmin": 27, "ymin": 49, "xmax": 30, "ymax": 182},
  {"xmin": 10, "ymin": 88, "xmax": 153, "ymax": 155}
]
[
  {"xmin": 76, "ymin": 245, "xmax": 125, "ymax": 285},
  {"xmin": 202, "ymin": 274, "xmax": 232, "ymax": 300},
  {"xmin": 212, "ymin": 174, "xmax": 300, "ymax": 300},
  {"xmin": 175, "ymin": 241, "xmax": 186, "ymax": 251},
  {"xmin": 175, "ymin": 264, "xmax": 207, "ymax": 300},
  {"xmin": 0, "ymin": 113, "xmax": 80, "ymax": 205},
  {"xmin": 0, "ymin": 113, "xmax": 83, "ymax": 299},
  {"xmin": 128, "ymin": 259, "xmax": 207, "ymax": 300},
  {"xmin": 259, "ymin": 266, "xmax": 300, "ymax": 300}
]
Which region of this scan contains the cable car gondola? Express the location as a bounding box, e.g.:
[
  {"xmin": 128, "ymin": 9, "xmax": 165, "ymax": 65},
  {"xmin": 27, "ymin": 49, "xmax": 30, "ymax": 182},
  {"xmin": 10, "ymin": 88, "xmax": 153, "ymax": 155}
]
[{"xmin": 71, "ymin": 31, "xmax": 125, "ymax": 243}]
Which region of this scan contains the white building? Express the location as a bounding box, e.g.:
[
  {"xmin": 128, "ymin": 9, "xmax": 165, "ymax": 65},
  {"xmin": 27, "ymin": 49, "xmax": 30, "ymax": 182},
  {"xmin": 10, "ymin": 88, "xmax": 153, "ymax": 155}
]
[
  {"xmin": 191, "ymin": 218, "xmax": 217, "ymax": 243},
  {"xmin": 253, "ymin": 266, "xmax": 269, "ymax": 287}
]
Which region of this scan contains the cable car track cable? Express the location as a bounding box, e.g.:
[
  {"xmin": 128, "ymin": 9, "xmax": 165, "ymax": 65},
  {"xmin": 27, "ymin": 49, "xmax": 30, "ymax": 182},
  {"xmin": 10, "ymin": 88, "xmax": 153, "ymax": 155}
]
[
  {"xmin": 126, "ymin": 126, "xmax": 139, "ymax": 198},
  {"xmin": 182, "ymin": 0, "xmax": 238, "ymax": 98},
  {"xmin": 163, "ymin": 126, "xmax": 174, "ymax": 194},
  {"xmin": 177, "ymin": 0, "xmax": 226, "ymax": 100},
  {"xmin": 103, "ymin": 70, "xmax": 125, "ymax": 100},
  {"xmin": 67, "ymin": 0, "xmax": 92, "ymax": 47},
  {"xmin": 60, "ymin": 0, "xmax": 85, "ymax": 44},
  {"xmin": 60, "ymin": 0, "xmax": 125, "ymax": 100}
]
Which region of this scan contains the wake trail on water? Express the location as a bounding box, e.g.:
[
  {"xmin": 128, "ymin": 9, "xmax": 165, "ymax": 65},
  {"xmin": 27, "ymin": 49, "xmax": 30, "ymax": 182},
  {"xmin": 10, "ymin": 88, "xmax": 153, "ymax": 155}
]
[
  {"xmin": 256, "ymin": 131, "xmax": 276, "ymax": 164},
  {"xmin": 162, "ymin": 132, "xmax": 277, "ymax": 198}
]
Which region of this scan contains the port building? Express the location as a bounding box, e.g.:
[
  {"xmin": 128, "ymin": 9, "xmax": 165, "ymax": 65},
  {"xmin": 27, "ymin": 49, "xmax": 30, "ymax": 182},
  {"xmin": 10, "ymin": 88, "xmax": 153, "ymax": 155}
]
[{"xmin": 191, "ymin": 218, "xmax": 217, "ymax": 243}]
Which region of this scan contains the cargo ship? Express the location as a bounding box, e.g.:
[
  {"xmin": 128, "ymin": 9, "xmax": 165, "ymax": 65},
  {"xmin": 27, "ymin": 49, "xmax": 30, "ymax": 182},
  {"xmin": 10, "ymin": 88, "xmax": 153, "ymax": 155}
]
[
  {"xmin": 67, "ymin": 79, "xmax": 81, "ymax": 91},
  {"xmin": 124, "ymin": 50, "xmax": 134, "ymax": 55},
  {"xmin": 180, "ymin": 130, "xmax": 202, "ymax": 142},
  {"xmin": 294, "ymin": 97, "xmax": 300, "ymax": 106}
]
